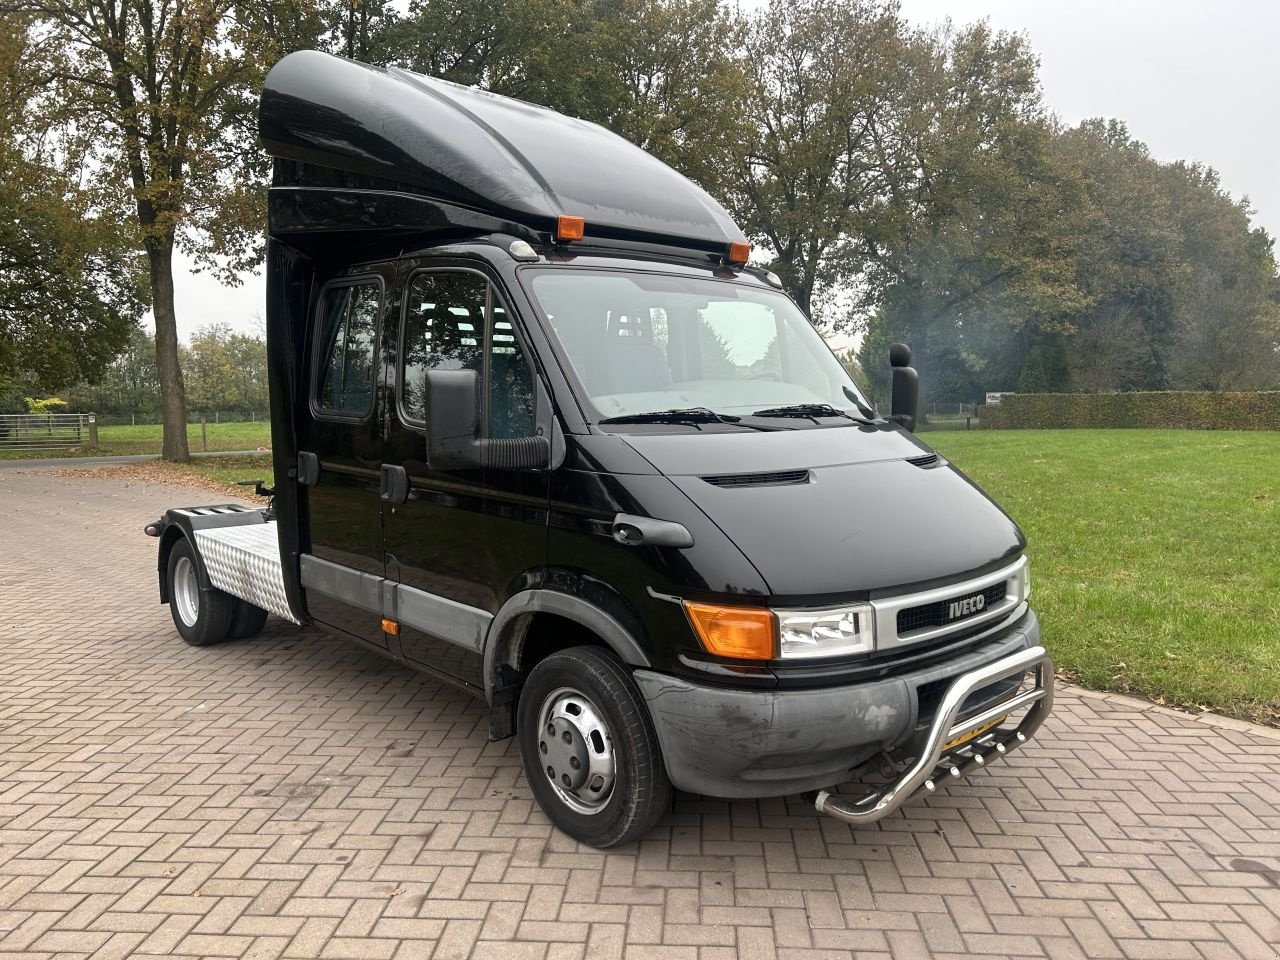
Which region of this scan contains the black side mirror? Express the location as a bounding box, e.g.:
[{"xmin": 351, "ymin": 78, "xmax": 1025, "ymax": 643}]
[
  {"xmin": 425, "ymin": 368, "xmax": 552, "ymax": 470},
  {"xmin": 889, "ymin": 343, "xmax": 919, "ymax": 432}
]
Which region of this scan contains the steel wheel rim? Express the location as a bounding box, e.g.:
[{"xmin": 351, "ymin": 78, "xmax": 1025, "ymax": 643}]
[
  {"xmin": 173, "ymin": 555, "xmax": 200, "ymax": 627},
  {"xmin": 536, "ymin": 686, "xmax": 616, "ymax": 815}
]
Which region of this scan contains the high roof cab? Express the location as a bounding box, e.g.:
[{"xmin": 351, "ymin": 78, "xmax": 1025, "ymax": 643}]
[
  {"xmin": 146, "ymin": 51, "xmax": 1053, "ymax": 849},
  {"xmin": 259, "ymin": 49, "xmax": 745, "ymax": 253}
]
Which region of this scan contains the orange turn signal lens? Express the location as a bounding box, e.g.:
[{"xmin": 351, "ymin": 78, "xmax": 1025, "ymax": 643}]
[
  {"xmin": 381, "ymin": 617, "xmax": 400, "ymax": 636},
  {"xmin": 726, "ymin": 241, "xmax": 750, "ymax": 265},
  {"xmin": 556, "ymin": 215, "xmax": 585, "ymax": 241},
  {"xmin": 684, "ymin": 602, "xmax": 777, "ymax": 660}
]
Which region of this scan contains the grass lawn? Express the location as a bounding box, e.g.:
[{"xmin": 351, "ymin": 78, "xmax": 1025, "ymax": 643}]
[
  {"xmin": 179, "ymin": 454, "xmax": 276, "ymax": 489},
  {"xmin": 929, "ymin": 429, "xmax": 1280, "ymax": 724},
  {"xmin": 0, "ymin": 420, "xmax": 272, "ymax": 458}
]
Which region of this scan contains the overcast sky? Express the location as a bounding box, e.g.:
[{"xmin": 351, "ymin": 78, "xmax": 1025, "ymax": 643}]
[{"xmin": 165, "ymin": 0, "xmax": 1280, "ymax": 341}]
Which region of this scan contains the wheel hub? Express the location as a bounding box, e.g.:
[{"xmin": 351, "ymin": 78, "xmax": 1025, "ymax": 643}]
[
  {"xmin": 536, "ymin": 688, "xmax": 616, "ymax": 815},
  {"xmin": 173, "ymin": 555, "xmax": 200, "ymax": 627},
  {"xmin": 543, "ymin": 717, "xmax": 591, "ymax": 791}
]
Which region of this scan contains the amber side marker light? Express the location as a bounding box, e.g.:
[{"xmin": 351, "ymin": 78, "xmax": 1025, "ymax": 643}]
[
  {"xmin": 684, "ymin": 602, "xmax": 777, "ymax": 660},
  {"xmin": 726, "ymin": 241, "xmax": 751, "ymax": 266},
  {"xmin": 381, "ymin": 618, "xmax": 400, "ymax": 636},
  {"xmin": 556, "ymin": 215, "xmax": 586, "ymax": 242}
]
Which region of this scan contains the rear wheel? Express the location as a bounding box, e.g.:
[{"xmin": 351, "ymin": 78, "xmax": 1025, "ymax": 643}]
[
  {"xmin": 167, "ymin": 539, "xmax": 235, "ymax": 646},
  {"xmin": 517, "ymin": 646, "xmax": 671, "ymax": 848},
  {"xmin": 228, "ymin": 601, "xmax": 269, "ymax": 640}
]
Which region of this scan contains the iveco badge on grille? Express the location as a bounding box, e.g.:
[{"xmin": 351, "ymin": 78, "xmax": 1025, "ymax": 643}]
[{"xmin": 948, "ymin": 594, "xmax": 986, "ymax": 621}]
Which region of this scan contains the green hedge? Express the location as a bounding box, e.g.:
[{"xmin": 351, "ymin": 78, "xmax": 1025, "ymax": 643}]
[{"xmin": 978, "ymin": 391, "xmax": 1280, "ymax": 430}]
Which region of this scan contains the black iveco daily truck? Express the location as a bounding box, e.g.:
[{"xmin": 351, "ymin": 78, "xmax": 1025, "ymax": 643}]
[{"xmin": 148, "ymin": 50, "xmax": 1053, "ymax": 848}]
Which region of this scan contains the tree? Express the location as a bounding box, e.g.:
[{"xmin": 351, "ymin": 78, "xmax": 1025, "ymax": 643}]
[
  {"xmin": 1160, "ymin": 164, "xmax": 1280, "ymax": 390},
  {"xmin": 731, "ymin": 0, "xmax": 901, "ymax": 317},
  {"xmin": 182, "ymin": 323, "xmax": 269, "ymax": 415},
  {"xmin": 324, "ymin": 0, "xmax": 396, "ymax": 62},
  {"xmin": 388, "ymin": 0, "xmax": 748, "ymax": 196},
  {"xmin": 1050, "ymin": 120, "xmax": 1182, "ymax": 392},
  {"xmin": 0, "ymin": 15, "xmax": 145, "ymax": 391},
  {"xmin": 17, "ymin": 0, "xmax": 319, "ymax": 460},
  {"xmin": 1049, "ymin": 120, "xmax": 1278, "ymax": 393},
  {"xmin": 1066, "ymin": 302, "xmax": 1150, "ymax": 393},
  {"xmin": 66, "ymin": 326, "xmax": 161, "ymax": 415},
  {"xmin": 856, "ymin": 21, "xmax": 1088, "ymax": 403}
]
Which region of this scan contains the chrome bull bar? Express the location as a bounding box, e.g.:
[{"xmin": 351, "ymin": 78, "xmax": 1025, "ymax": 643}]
[{"xmin": 814, "ymin": 644, "xmax": 1054, "ymax": 825}]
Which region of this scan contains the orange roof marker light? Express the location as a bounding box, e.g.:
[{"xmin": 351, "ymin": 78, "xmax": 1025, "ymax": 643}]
[
  {"xmin": 556, "ymin": 215, "xmax": 585, "ymax": 242},
  {"xmin": 684, "ymin": 601, "xmax": 777, "ymax": 661},
  {"xmin": 381, "ymin": 617, "xmax": 400, "ymax": 636},
  {"xmin": 726, "ymin": 241, "xmax": 751, "ymax": 266}
]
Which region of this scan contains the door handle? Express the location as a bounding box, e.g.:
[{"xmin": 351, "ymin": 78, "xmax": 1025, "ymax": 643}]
[
  {"xmin": 297, "ymin": 451, "xmax": 319, "ymax": 486},
  {"xmin": 380, "ymin": 464, "xmax": 409, "ymax": 504}
]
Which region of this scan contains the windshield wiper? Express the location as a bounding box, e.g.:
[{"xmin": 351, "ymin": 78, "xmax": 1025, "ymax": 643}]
[
  {"xmin": 599, "ymin": 407, "xmax": 782, "ymax": 431},
  {"xmin": 750, "ymin": 403, "xmax": 876, "ymax": 426}
]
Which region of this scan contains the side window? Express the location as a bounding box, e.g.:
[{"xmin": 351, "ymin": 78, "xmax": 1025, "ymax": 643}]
[
  {"xmin": 402, "ymin": 272, "xmax": 486, "ymax": 423},
  {"xmin": 489, "ymin": 299, "xmax": 536, "ymax": 439},
  {"xmin": 400, "ymin": 271, "xmax": 536, "ymax": 439},
  {"xmin": 316, "ymin": 280, "xmax": 380, "ymax": 417}
]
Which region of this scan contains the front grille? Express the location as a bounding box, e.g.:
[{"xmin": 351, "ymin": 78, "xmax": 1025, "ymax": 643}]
[
  {"xmin": 897, "ymin": 582, "xmax": 1006, "ymax": 636},
  {"xmin": 702, "ymin": 469, "xmax": 810, "ymax": 488},
  {"xmin": 915, "ymin": 674, "xmax": 1023, "ymax": 730}
]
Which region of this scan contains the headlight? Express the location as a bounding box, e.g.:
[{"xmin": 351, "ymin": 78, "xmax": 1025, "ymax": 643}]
[{"xmin": 776, "ymin": 603, "xmax": 874, "ymax": 659}]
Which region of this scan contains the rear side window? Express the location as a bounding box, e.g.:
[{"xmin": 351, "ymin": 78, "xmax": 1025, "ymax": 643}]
[{"xmin": 316, "ymin": 280, "xmax": 381, "ymax": 417}]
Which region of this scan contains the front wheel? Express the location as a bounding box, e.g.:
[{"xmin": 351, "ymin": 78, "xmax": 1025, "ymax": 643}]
[{"xmin": 517, "ymin": 647, "xmax": 672, "ymax": 848}]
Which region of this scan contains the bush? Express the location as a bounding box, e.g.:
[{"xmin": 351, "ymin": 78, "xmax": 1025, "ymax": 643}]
[{"xmin": 979, "ymin": 391, "xmax": 1280, "ymax": 430}]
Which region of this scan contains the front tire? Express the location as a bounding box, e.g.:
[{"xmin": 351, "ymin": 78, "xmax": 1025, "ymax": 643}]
[
  {"xmin": 517, "ymin": 646, "xmax": 672, "ymax": 848},
  {"xmin": 167, "ymin": 538, "xmax": 235, "ymax": 646}
]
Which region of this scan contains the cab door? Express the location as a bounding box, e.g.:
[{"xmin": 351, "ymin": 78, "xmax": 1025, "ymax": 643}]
[
  {"xmin": 297, "ymin": 270, "xmax": 392, "ymax": 650},
  {"xmin": 382, "ymin": 263, "xmax": 549, "ymax": 690}
]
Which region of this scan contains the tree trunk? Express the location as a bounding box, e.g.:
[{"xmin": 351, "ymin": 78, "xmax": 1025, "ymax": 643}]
[{"xmin": 147, "ymin": 241, "xmax": 190, "ymax": 462}]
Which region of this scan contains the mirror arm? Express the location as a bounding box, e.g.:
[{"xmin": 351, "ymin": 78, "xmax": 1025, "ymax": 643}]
[{"xmin": 486, "ymin": 435, "xmax": 551, "ymax": 471}]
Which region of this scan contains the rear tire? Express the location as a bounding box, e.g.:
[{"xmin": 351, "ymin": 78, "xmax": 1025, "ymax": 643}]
[
  {"xmin": 167, "ymin": 538, "xmax": 235, "ymax": 646},
  {"xmin": 228, "ymin": 601, "xmax": 269, "ymax": 640},
  {"xmin": 517, "ymin": 646, "xmax": 672, "ymax": 848}
]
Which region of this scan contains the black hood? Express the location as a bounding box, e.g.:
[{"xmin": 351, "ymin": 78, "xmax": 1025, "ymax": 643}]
[{"xmin": 620, "ymin": 426, "xmax": 1025, "ymax": 600}]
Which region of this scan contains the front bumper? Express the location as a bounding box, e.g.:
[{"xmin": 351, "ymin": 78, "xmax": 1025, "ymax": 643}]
[{"xmin": 633, "ymin": 610, "xmax": 1048, "ymax": 802}]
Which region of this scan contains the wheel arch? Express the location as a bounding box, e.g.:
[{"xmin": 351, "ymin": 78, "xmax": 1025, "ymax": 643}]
[
  {"xmin": 483, "ymin": 589, "xmax": 652, "ymax": 740},
  {"xmin": 157, "ymin": 525, "xmax": 213, "ymax": 602}
]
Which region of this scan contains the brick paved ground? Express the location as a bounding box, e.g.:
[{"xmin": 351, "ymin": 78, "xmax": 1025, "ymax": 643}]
[{"xmin": 1, "ymin": 468, "xmax": 1278, "ymax": 960}]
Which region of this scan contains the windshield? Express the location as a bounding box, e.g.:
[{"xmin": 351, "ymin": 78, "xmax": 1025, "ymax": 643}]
[{"xmin": 526, "ymin": 268, "xmax": 869, "ymax": 422}]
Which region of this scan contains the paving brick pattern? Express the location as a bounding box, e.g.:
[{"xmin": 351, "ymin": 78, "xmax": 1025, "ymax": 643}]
[{"xmin": 1, "ymin": 469, "xmax": 1278, "ymax": 960}]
